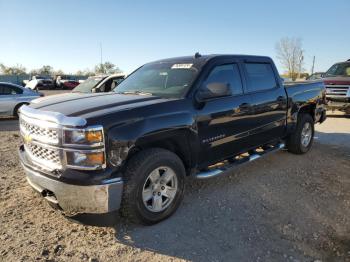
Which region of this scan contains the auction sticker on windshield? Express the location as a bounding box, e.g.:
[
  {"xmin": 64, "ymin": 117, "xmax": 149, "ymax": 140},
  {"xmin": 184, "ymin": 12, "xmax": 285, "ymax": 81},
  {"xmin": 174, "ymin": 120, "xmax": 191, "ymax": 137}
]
[{"xmin": 171, "ymin": 64, "xmax": 193, "ymax": 69}]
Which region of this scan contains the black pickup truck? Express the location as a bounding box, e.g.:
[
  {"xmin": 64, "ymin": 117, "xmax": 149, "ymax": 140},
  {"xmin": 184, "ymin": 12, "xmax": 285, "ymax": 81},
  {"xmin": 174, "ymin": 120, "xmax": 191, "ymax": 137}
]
[{"xmin": 18, "ymin": 54, "xmax": 326, "ymax": 225}]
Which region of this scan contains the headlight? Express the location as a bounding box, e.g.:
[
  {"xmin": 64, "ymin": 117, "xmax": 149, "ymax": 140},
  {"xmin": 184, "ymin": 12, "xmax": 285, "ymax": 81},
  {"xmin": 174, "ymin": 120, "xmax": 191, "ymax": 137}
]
[
  {"xmin": 64, "ymin": 126, "xmax": 104, "ymax": 145},
  {"xmin": 63, "ymin": 125, "xmax": 106, "ymax": 169},
  {"xmin": 66, "ymin": 151, "xmax": 105, "ymax": 168}
]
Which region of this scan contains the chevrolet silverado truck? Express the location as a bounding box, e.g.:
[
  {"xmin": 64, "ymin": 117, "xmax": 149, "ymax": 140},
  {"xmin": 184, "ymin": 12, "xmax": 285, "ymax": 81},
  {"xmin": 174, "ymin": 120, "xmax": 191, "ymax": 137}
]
[
  {"xmin": 323, "ymin": 59, "xmax": 350, "ymax": 114},
  {"xmin": 18, "ymin": 54, "xmax": 327, "ymax": 225}
]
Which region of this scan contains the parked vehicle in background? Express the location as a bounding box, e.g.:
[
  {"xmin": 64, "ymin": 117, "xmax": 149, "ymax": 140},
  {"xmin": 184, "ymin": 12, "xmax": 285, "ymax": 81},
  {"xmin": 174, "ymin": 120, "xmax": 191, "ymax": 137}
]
[
  {"xmin": 55, "ymin": 75, "xmax": 80, "ymax": 90},
  {"xmin": 73, "ymin": 73, "xmax": 125, "ymax": 93},
  {"xmin": 18, "ymin": 54, "xmax": 326, "ymax": 225},
  {"xmin": 323, "ymin": 59, "xmax": 350, "ymax": 113},
  {"xmin": 307, "ymin": 72, "xmax": 324, "ymax": 80},
  {"xmin": 0, "ymin": 82, "xmax": 42, "ymax": 117},
  {"xmin": 22, "ymin": 79, "xmax": 30, "ymax": 87},
  {"xmin": 30, "ymin": 74, "xmax": 126, "ymax": 105},
  {"xmin": 25, "ymin": 76, "xmax": 54, "ymax": 90},
  {"xmin": 281, "ymin": 77, "xmax": 292, "ymax": 83}
]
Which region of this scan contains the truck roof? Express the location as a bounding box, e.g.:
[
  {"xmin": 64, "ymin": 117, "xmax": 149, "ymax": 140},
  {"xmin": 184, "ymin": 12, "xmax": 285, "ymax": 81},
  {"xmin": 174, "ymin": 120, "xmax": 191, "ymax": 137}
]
[{"xmin": 149, "ymin": 54, "xmax": 273, "ymax": 67}]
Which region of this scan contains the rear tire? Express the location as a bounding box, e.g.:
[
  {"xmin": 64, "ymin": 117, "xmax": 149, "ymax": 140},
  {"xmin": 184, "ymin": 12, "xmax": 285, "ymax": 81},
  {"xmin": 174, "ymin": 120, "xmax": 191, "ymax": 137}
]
[
  {"xmin": 120, "ymin": 148, "xmax": 185, "ymax": 225},
  {"xmin": 287, "ymin": 113, "xmax": 314, "ymax": 154}
]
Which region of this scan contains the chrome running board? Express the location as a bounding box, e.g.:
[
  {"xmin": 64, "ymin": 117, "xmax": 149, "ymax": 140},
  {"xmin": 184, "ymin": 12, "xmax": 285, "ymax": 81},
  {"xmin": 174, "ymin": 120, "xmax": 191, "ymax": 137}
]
[{"xmin": 195, "ymin": 143, "xmax": 285, "ymax": 179}]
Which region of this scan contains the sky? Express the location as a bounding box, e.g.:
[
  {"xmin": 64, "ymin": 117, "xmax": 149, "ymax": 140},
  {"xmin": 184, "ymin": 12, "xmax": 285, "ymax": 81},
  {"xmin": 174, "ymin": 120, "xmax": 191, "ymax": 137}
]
[{"xmin": 1, "ymin": 0, "xmax": 349, "ymax": 74}]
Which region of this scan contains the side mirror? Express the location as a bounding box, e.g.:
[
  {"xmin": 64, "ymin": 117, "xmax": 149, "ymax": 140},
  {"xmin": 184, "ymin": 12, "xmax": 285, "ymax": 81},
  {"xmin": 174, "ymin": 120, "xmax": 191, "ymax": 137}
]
[{"xmin": 196, "ymin": 82, "xmax": 231, "ymax": 101}]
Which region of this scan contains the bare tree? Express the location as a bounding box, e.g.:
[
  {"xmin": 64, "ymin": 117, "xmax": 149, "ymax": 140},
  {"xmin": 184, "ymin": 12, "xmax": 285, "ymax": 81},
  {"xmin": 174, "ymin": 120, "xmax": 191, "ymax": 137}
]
[
  {"xmin": 53, "ymin": 69, "xmax": 64, "ymax": 76},
  {"xmin": 0, "ymin": 63, "xmax": 27, "ymax": 75},
  {"xmin": 275, "ymin": 37, "xmax": 304, "ymax": 80},
  {"xmin": 38, "ymin": 65, "xmax": 53, "ymax": 75},
  {"xmin": 30, "ymin": 65, "xmax": 54, "ymax": 76},
  {"xmin": 76, "ymin": 68, "xmax": 95, "ymax": 76},
  {"xmin": 94, "ymin": 62, "xmax": 121, "ymax": 75}
]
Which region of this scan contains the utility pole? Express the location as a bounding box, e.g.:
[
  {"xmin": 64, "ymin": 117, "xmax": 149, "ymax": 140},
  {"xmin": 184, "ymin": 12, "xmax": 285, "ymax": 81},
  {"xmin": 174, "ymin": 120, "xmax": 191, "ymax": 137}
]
[
  {"xmin": 100, "ymin": 43, "xmax": 103, "ymax": 73},
  {"xmin": 297, "ymin": 52, "xmax": 304, "ymax": 80},
  {"xmin": 311, "ymin": 56, "xmax": 315, "ymax": 75}
]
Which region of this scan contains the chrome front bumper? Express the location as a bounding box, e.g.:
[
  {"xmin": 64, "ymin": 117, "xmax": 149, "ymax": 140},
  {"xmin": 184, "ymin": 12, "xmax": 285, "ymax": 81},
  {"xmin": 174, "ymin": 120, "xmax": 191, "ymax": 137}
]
[{"xmin": 22, "ymin": 164, "xmax": 124, "ymax": 216}]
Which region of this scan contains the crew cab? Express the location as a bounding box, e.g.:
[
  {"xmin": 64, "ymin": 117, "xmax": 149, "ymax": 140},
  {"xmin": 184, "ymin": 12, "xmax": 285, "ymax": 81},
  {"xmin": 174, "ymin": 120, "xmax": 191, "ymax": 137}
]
[
  {"xmin": 18, "ymin": 54, "xmax": 326, "ymax": 225},
  {"xmin": 323, "ymin": 59, "xmax": 350, "ymax": 113}
]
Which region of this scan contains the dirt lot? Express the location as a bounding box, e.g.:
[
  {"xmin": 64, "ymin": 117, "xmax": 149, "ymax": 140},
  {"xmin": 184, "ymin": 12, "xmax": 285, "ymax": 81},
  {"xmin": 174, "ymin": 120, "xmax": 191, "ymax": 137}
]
[{"xmin": 0, "ymin": 115, "xmax": 350, "ymax": 261}]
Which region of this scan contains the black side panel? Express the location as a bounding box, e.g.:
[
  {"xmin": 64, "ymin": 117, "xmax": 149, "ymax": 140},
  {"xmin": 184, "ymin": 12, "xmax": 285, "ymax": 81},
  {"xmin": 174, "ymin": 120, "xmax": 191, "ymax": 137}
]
[{"xmin": 247, "ymin": 87, "xmax": 288, "ymax": 147}]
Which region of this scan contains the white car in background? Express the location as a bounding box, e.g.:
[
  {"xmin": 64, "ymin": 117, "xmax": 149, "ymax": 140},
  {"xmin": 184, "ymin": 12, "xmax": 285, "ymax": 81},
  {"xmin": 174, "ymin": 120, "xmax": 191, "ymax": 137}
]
[
  {"xmin": 31, "ymin": 73, "xmax": 126, "ymax": 104},
  {"xmin": 25, "ymin": 76, "xmax": 54, "ymax": 90},
  {"xmin": 73, "ymin": 73, "xmax": 125, "ymax": 93},
  {"xmin": 0, "ymin": 82, "xmax": 42, "ymax": 117}
]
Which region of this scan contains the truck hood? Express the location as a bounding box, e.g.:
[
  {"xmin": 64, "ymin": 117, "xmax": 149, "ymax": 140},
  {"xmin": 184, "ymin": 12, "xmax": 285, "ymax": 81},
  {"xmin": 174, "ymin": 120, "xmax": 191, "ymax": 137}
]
[
  {"xmin": 30, "ymin": 92, "xmax": 168, "ymax": 118},
  {"xmin": 31, "ymin": 93, "xmax": 69, "ymax": 104},
  {"xmin": 323, "ymin": 76, "xmax": 350, "ymax": 85}
]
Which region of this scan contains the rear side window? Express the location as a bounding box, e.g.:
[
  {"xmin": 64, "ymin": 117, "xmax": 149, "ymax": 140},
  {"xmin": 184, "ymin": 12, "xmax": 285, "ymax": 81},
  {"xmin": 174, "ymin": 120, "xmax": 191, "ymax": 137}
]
[
  {"xmin": 0, "ymin": 84, "xmax": 23, "ymax": 95},
  {"xmin": 244, "ymin": 63, "xmax": 277, "ymax": 92},
  {"xmin": 12, "ymin": 85, "xmax": 23, "ymax": 94},
  {"xmin": 205, "ymin": 64, "xmax": 243, "ymax": 95},
  {"xmin": 0, "ymin": 85, "xmax": 13, "ymax": 95}
]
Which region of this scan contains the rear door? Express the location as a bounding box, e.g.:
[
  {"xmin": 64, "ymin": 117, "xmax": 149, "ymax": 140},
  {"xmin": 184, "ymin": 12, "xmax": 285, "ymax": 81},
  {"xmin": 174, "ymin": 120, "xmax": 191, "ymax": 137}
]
[
  {"xmin": 195, "ymin": 59, "xmax": 253, "ymax": 167},
  {"xmin": 242, "ymin": 61, "xmax": 288, "ymax": 147},
  {"xmin": 0, "ymin": 84, "xmax": 19, "ymax": 115}
]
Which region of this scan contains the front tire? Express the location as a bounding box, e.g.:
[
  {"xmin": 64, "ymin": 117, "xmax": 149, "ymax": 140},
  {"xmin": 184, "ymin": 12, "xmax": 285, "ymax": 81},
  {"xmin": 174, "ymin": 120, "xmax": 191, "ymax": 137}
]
[
  {"xmin": 287, "ymin": 113, "xmax": 314, "ymax": 154},
  {"xmin": 121, "ymin": 148, "xmax": 185, "ymax": 225},
  {"xmin": 13, "ymin": 103, "xmax": 28, "ymax": 118},
  {"xmin": 345, "ymin": 107, "xmax": 350, "ymax": 115}
]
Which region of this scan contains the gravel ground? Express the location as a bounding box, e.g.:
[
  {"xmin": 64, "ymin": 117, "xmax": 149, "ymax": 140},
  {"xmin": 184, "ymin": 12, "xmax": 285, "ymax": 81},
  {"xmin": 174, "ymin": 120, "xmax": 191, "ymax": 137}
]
[
  {"xmin": 0, "ymin": 126, "xmax": 350, "ymax": 262},
  {"xmin": 315, "ymin": 112, "xmax": 350, "ymax": 148}
]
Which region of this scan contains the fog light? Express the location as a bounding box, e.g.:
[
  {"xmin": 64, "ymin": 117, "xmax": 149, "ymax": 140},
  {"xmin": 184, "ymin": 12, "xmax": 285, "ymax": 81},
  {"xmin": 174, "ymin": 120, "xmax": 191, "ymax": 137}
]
[{"xmin": 66, "ymin": 151, "xmax": 105, "ymax": 168}]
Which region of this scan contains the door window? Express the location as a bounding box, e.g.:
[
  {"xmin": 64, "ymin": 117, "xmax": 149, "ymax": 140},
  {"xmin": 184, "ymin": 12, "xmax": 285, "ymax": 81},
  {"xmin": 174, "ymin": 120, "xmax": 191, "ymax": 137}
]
[
  {"xmin": 0, "ymin": 85, "xmax": 14, "ymax": 95},
  {"xmin": 205, "ymin": 64, "xmax": 243, "ymax": 95},
  {"xmin": 0, "ymin": 84, "xmax": 23, "ymax": 95},
  {"xmin": 111, "ymin": 78, "xmax": 124, "ymax": 90},
  {"xmin": 244, "ymin": 63, "xmax": 277, "ymax": 92}
]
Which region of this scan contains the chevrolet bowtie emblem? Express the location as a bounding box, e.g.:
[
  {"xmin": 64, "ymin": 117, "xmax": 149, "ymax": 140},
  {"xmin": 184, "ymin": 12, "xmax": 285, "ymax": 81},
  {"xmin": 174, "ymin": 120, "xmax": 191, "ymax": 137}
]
[{"xmin": 23, "ymin": 134, "xmax": 32, "ymax": 144}]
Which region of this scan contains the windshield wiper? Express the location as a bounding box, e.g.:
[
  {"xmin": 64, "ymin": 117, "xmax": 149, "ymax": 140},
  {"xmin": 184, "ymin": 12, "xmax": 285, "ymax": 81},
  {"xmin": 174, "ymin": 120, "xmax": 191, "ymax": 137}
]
[{"xmin": 117, "ymin": 91, "xmax": 153, "ymax": 96}]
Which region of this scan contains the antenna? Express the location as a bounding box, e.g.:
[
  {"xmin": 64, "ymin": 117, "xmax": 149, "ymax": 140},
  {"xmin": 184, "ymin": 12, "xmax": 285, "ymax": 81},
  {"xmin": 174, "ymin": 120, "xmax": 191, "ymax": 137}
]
[
  {"xmin": 194, "ymin": 52, "xmax": 201, "ymax": 58},
  {"xmin": 100, "ymin": 42, "xmax": 103, "ymax": 73}
]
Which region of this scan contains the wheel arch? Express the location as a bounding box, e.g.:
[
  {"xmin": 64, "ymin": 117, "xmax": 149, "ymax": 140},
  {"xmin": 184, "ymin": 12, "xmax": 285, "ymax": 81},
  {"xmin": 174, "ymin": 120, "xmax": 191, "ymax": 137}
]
[
  {"xmin": 297, "ymin": 104, "xmax": 316, "ymax": 120},
  {"xmin": 288, "ymin": 102, "xmax": 316, "ymax": 133},
  {"xmin": 13, "ymin": 102, "xmax": 29, "ymax": 116},
  {"xmin": 128, "ymin": 129, "xmax": 197, "ymax": 175}
]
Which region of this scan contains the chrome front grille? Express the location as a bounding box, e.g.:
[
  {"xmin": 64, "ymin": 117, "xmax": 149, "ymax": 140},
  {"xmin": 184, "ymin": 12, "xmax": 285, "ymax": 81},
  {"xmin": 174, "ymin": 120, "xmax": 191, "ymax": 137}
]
[
  {"xmin": 24, "ymin": 143, "xmax": 62, "ymax": 170},
  {"xmin": 325, "ymin": 85, "xmax": 349, "ymax": 97},
  {"xmin": 19, "ymin": 115, "xmax": 59, "ymax": 145},
  {"xmin": 20, "ymin": 119, "xmax": 59, "ymax": 142},
  {"xmin": 28, "ymin": 143, "xmax": 60, "ymax": 164},
  {"xmin": 19, "ymin": 114, "xmax": 62, "ymax": 170}
]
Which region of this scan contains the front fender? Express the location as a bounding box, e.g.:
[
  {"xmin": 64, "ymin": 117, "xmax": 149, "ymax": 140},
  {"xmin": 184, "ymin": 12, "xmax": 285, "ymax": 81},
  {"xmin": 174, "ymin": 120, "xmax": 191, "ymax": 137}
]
[{"xmin": 106, "ymin": 112, "xmax": 199, "ymax": 168}]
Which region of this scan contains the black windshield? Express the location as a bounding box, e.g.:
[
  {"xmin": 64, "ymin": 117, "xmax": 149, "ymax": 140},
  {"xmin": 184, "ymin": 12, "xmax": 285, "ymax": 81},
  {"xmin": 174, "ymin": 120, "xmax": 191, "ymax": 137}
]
[{"xmin": 115, "ymin": 63, "xmax": 198, "ymax": 98}]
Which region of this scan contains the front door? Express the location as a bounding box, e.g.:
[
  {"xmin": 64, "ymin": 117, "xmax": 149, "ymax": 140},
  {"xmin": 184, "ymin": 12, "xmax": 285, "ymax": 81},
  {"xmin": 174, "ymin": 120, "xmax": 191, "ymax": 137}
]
[{"xmin": 195, "ymin": 62, "xmax": 253, "ymax": 168}]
